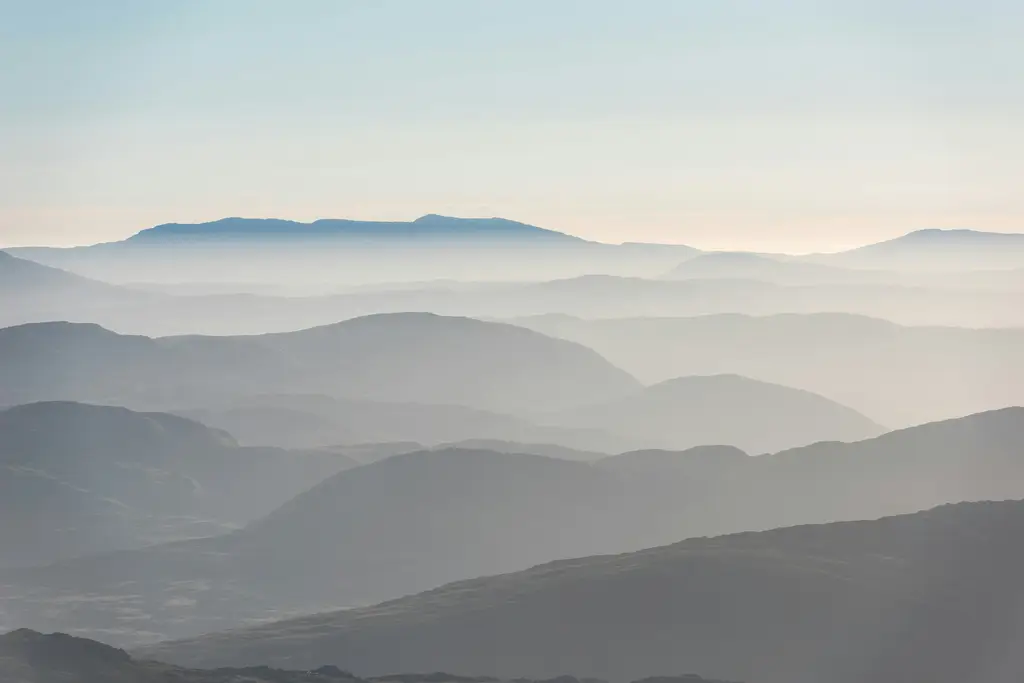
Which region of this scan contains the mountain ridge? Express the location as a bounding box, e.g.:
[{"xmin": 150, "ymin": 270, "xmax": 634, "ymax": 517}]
[{"xmin": 127, "ymin": 215, "xmax": 591, "ymax": 244}]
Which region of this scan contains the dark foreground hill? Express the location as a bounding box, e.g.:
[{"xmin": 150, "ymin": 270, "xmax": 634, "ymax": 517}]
[
  {"xmin": 3, "ymin": 409, "xmax": 1023, "ymax": 645},
  {"xmin": 0, "ymin": 314, "xmax": 639, "ymax": 415},
  {"xmin": 0, "ymin": 630, "xmax": 739, "ymax": 683},
  {"xmin": 0, "ymin": 402, "xmax": 355, "ymax": 568},
  {"xmin": 142, "ymin": 499, "xmax": 1024, "ymax": 683},
  {"xmin": 548, "ymin": 374, "xmax": 884, "ymax": 453}
]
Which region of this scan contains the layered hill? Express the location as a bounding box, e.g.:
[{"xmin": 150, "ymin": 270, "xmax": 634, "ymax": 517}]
[
  {"xmin": 662, "ymin": 252, "xmax": 870, "ymax": 285},
  {"xmin": 548, "ymin": 374, "xmax": 884, "ymax": 453},
  {"xmin": 822, "ymin": 228, "xmax": 1024, "ymax": 270},
  {"xmin": 179, "ymin": 395, "xmax": 646, "ymax": 452},
  {"xmin": 0, "ymin": 251, "xmax": 150, "ymax": 328},
  {"xmin": 0, "ymin": 449, "xmax": 622, "ymax": 641},
  {"xmin": 142, "ymin": 499, "xmax": 1024, "ymax": 683},
  {"xmin": 3, "ymin": 409, "xmax": 1023, "ymax": 645},
  {"xmin": 0, "ymin": 402, "xmax": 355, "ymax": 568},
  {"xmin": 0, "ymin": 314, "xmax": 640, "ymax": 415},
  {"xmin": 514, "ymin": 312, "xmax": 1024, "ymax": 426}
]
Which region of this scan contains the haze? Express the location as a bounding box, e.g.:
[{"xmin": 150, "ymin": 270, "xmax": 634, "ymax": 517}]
[
  {"xmin": 4, "ymin": 0, "xmax": 1024, "ymax": 250},
  {"xmin": 3, "ymin": 4, "xmax": 1024, "ymax": 683}
]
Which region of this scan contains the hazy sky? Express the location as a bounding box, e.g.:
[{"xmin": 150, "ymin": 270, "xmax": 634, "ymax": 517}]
[{"xmin": 2, "ymin": 0, "xmax": 1023, "ymax": 251}]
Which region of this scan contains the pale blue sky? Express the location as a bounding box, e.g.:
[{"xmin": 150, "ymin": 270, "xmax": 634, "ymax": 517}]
[{"xmin": 2, "ymin": 0, "xmax": 1022, "ymax": 250}]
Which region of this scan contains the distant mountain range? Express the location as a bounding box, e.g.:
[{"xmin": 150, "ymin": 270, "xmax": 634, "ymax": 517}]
[
  {"xmin": 128, "ymin": 215, "xmax": 590, "ymax": 244},
  {"xmin": 5, "ymin": 245, "xmax": 1024, "ymax": 336},
  {"xmin": 12, "ymin": 216, "xmax": 1023, "ymax": 287},
  {"xmin": 6, "ymin": 216, "xmax": 699, "ymax": 285},
  {"xmin": 4, "ymin": 408, "xmax": 1022, "ymax": 646},
  {"xmin": 140, "ymin": 497, "xmax": 1024, "ymax": 683},
  {"xmin": 0, "ymin": 630, "xmax": 741, "ymax": 683}
]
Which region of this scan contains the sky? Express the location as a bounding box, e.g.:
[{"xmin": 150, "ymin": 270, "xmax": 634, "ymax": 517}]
[{"xmin": 1, "ymin": 0, "xmax": 1023, "ymax": 251}]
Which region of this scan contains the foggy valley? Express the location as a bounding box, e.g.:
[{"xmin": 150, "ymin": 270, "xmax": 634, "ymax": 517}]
[
  {"xmin": 4, "ymin": 2, "xmax": 1024, "ymax": 683},
  {"xmin": 3, "ymin": 215, "xmax": 1024, "ymax": 683}
]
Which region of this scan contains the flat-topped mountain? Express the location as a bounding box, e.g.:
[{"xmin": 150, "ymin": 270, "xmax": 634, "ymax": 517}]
[
  {"xmin": 548, "ymin": 374, "xmax": 884, "ymax": 453},
  {"xmin": 0, "ymin": 401, "xmax": 355, "ymax": 567},
  {"xmin": 7, "ymin": 216, "xmax": 700, "ymax": 285},
  {"xmin": 141, "ymin": 499, "xmax": 1024, "ymax": 683},
  {"xmin": 128, "ymin": 215, "xmax": 590, "ymax": 244}
]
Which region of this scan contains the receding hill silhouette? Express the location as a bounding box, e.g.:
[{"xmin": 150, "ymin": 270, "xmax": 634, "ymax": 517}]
[
  {"xmin": 179, "ymin": 395, "xmax": 636, "ymax": 452},
  {"xmin": 821, "ymin": 228, "xmax": 1024, "ymax": 270},
  {"xmin": 5, "ymin": 409, "xmax": 1024, "ymax": 645},
  {"xmin": 548, "ymin": 374, "xmax": 884, "ymax": 453},
  {"xmin": 141, "ymin": 498, "xmax": 1024, "ymax": 683},
  {"xmin": 596, "ymin": 445, "xmax": 750, "ymax": 475},
  {"xmin": 0, "ymin": 251, "xmax": 124, "ymax": 298},
  {"xmin": 6, "ymin": 263, "xmax": 1024, "ymax": 336},
  {"xmin": 0, "ymin": 630, "xmax": 741, "ymax": 683},
  {"xmin": 662, "ymin": 252, "xmax": 876, "ymax": 284},
  {"xmin": 251, "ymin": 314, "xmax": 639, "ymax": 412},
  {"xmin": 0, "ymin": 449, "xmax": 624, "ymax": 642},
  {"xmin": 0, "ymin": 251, "xmax": 150, "ymax": 328},
  {"xmin": 0, "ymin": 314, "xmax": 640, "ymax": 415},
  {"xmin": 0, "ymin": 402, "xmax": 355, "ymax": 568},
  {"xmin": 513, "ymin": 312, "xmax": 1024, "ymax": 426},
  {"xmin": 492, "ymin": 275, "xmax": 1024, "ymax": 327},
  {"xmin": 432, "ymin": 439, "xmax": 606, "ymax": 462}
]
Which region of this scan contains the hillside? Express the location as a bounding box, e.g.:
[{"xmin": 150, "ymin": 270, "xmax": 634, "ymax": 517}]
[
  {"xmin": 0, "ymin": 251, "xmax": 149, "ymax": 328},
  {"xmin": 141, "ymin": 499, "xmax": 1024, "ymax": 683},
  {"xmin": 0, "ymin": 449, "xmax": 622, "ymax": 642},
  {"xmin": 0, "ymin": 314, "xmax": 640, "ymax": 416},
  {"xmin": 0, "ymin": 251, "xmax": 126, "ymax": 298},
  {"xmin": 548, "ymin": 374, "xmax": 885, "ymax": 453},
  {"xmin": 4, "ymin": 409, "xmax": 1024, "ymax": 644},
  {"xmin": 0, "ymin": 402, "xmax": 355, "ymax": 567}
]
